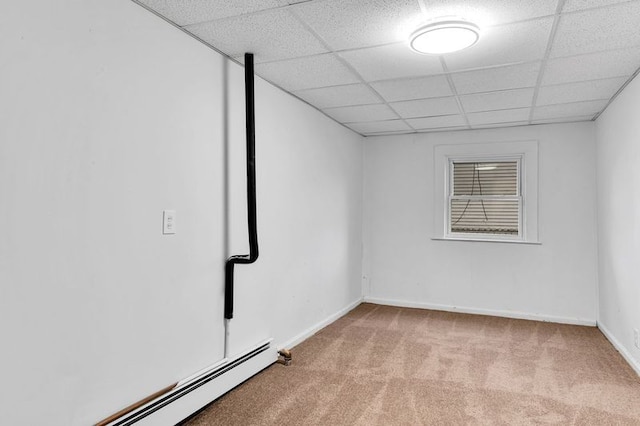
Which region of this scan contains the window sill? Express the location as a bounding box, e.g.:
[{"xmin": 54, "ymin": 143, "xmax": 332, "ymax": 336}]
[{"xmin": 431, "ymin": 237, "xmax": 541, "ymax": 245}]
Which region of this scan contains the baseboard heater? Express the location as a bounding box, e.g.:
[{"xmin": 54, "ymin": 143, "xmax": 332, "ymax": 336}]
[{"xmin": 98, "ymin": 340, "xmax": 272, "ymax": 426}]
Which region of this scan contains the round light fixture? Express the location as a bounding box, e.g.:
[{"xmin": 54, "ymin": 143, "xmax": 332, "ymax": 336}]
[{"xmin": 410, "ymin": 20, "xmax": 480, "ymax": 55}]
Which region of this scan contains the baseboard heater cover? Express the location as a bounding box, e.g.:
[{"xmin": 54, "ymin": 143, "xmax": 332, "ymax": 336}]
[{"xmin": 104, "ymin": 340, "xmax": 273, "ymax": 426}]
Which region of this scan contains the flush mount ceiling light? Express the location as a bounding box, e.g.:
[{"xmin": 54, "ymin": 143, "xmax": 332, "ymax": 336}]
[{"xmin": 409, "ymin": 20, "xmax": 480, "ymax": 55}]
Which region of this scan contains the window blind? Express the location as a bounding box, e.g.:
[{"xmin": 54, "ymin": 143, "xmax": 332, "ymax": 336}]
[{"xmin": 450, "ymin": 161, "xmax": 519, "ymax": 235}]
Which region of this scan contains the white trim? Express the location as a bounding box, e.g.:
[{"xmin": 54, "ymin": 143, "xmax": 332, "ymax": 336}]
[
  {"xmin": 278, "ymin": 298, "xmax": 363, "ymax": 351},
  {"xmin": 363, "ymin": 296, "xmax": 596, "ymax": 326},
  {"xmin": 431, "ymin": 237, "xmax": 542, "ymax": 245},
  {"xmin": 597, "ymin": 321, "xmax": 640, "ymax": 377}
]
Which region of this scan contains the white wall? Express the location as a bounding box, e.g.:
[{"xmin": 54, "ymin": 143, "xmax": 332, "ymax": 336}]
[
  {"xmin": 596, "ymin": 75, "xmax": 640, "ymax": 374},
  {"xmin": 0, "ymin": 1, "xmax": 363, "ymax": 425},
  {"xmin": 226, "ymin": 61, "xmax": 364, "ymax": 356},
  {"xmin": 363, "ymin": 123, "xmax": 598, "ymax": 324}
]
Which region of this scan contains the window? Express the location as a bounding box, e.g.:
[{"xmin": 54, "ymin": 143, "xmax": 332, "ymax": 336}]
[
  {"xmin": 433, "ymin": 141, "xmax": 539, "ymax": 244},
  {"xmin": 448, "ymin": 159, "xmax": 521, "ymax": 238}
]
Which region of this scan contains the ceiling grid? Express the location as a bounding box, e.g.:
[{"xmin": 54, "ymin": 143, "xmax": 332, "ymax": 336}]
[
  {"xmin": 286, "ymin": 5, "xmax": 415, "ymax": 133},
  {"xmin": 439, "ymin": 56, "xmax": 472, "ymax": 131},
  {"xmin": 134, "ymin": 0, "xmax": 640, "ymax": 136},
  {"xmin": 528, "ymin": 0, "xmax": 568, "ymax": 123}
]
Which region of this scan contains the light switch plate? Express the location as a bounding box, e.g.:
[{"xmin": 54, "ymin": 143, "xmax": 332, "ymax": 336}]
[{"xmin": 163, "ymin": 210, "xmax": 176, "ymax": 235}]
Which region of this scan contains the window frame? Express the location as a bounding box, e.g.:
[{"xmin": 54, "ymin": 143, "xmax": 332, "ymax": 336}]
[
  {"xmin": 446, "ymin": 155, "xmax": 523, "ymax": 241},
  {"xmin": 433, "ymin": 141, "xmax": 539, "ymax": 244}
]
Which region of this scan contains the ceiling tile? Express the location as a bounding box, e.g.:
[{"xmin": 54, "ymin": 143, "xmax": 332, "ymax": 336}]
[
  {"xmin": 532, "ymin": 115, "xmax": 595, "ymax": 124},
  {"xmin": 542, "ymin": 47, "xmax": 640, "ymax": 85},
  {"xmin": 185, "ymin": 9, "xmax": 327, "ymax": 63},
  {"xmin": 255, "ymin": 54, "xmax": 359, "ymax": 91},
  {"xmin": 471, "ymin": 121, "xmax": 529, "ymax": 129},
  {"xmin": 467, "ymin": 108, "xmax": 531, "ymax": 125},
  {"xmin": 407, "ymin": 115, "xmax": 467, "ymax": 130},
  {"xmin": 390, "ymin": 97, "xmax": 460, "ymax": 118},
  {"xmin": 563, "ymin": 0, "xmax": 633, "ymax": 12},
  {"xmin": 419, "ymin": 126, "xmax": 470, "ymax": 133},
  {"xmin": 291, "ymin": 0, "xmax": 421, "ymax": 50},
  {"xmin": 139, "ymin": 0, "xmax": 640, "ymax": 134},
  {"xmin": 370, "ymin": 75, "xmax": 452, "ymax": 102},
  {"xmin": 294, "ymin": 84, "xmax": 380, "ymax": 108},
  {"xmin": 347, "ymin": 119, "xmax": 412, "ymax": 134},
  {"xmin": 323, "ymin": 104, "xmax": 397, "ymax": 123},
  {"xmin": 365, "ymin": 130, "xmax": 413, "ymax": 136},
  {"xmin": 137, "ymin": 0, "xmax": 281, "ymax": 26},
  {"xmin": 443, "ymin": 18, "xmax": 553, "ymax": 72},
  {"xmin": 551, "ymin": 2, "xmax": 640, "ymax": 58},
  {"xmin": 416, "ymin": 0, "xmax": 558, "ymax": 27},
  {"xmin": 532, "ymin": 100, "xmax": 608, "ymax": 120},
  {"xmin": 460, "ymin": 88, "xmax": 535, "ymax": 113},
  {"xmin": 451, "ymin": 62, "xmax": 541, "ymax": 95},
  {"xmin": 339, "ymin": 43, "xmax": 443, "ymax": 81},
  {"xmin": 537, "ymin": 77, "xmax": 627, "ymax": 105}
]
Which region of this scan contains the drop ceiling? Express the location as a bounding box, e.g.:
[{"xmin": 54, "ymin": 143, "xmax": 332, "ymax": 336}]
[{"xmin": 134, "ymin": 0, "xmax": 640, "ymax": 136}]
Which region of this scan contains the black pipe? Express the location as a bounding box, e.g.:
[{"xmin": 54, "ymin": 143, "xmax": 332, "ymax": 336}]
[{"xmin": 224, "ymin": 53, "xmax": 259, "ymax": 320}]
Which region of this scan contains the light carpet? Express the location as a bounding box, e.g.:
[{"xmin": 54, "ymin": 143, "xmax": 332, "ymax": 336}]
[{"xmin": 184, "ymin": 303, "xmax": 640, "ymax": 425}]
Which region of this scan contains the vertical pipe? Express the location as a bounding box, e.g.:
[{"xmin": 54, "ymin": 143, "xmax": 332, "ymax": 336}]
[
  {"xmin": 224, "ymin": 53, "xmax": 258, "ymax": 320},
  {"xmin": 245, "ymin": 53, "xmax": 258, "ymax": 263}
]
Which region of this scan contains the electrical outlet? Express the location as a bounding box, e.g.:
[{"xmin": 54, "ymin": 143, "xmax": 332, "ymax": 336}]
[
  {"xmin": 163, "ymin": 210, "xmax": 176, "ymax": 235},
  {"xmin": 634, "ymin": 329, "xmax": 640, "ymax": 350}
]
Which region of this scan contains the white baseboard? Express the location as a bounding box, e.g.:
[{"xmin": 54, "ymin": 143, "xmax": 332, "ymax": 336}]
[
  {"xmin": 278, "ymin": 298, "xmax": 362, "ymax": 351},
  {"xmin": 598, "ymin": 321, "xmax": 640, "ymax": 377},
  {"xmin": 363, "ymin": 296, "xmax": 596, "ymax": 327}
]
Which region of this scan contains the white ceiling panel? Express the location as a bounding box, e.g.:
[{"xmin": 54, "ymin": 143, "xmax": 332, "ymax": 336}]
[
  {"xmin": 390, "ymin": 97, "xmax": 460, "ymax": 118},
  {"xmin": 294, "ymin": 84, "xmax": 381, "ymax": 109},
  {"xmin": 323, "ymin": 104, "xmax": 397, "ymax": 123},
  {"xmin": 472, "ymin": 121, "xmax": 529, "ymax": 129},
  {"xmin": 443, "ymin": 18, "xmax": 553, "ymax": 72},
  {"xmin": 551, "ymin": 1, "xmax": 640, "ymax": 58},
  {"xmin": 423, "ymin": 126, "xmax": 471, "ymax": 133},
  {"xmin": 531, "ymin": 115, "xmax": 595, "ymax": 124},
  {"xmin": 137, "ymin": 0, "xmax": 282, "ymax": 26},
  {"xmin": 407, "ymin": 114, "xmax": 467, "ymax": 129},
  {"xmin": 537, "ymin": 77, "xmax": 627, "ymax": 105},
  {"xmin": 185, "ymin": 9, "xmax": 327, "ymax": 63},
  {"xmin": 278, "ymin": 0, "xmax": 311, "ymax": 4},
  {"xmin": 460, "ymin": 88, "xmax": 535, "ymax": 113},
  {"xmin": 417, "ymin": 0, "xmax": 559, "ymax": 27},
  {"xmin": 291, "ymin": 0, "xmax": 421, "ymax": 50},
  {"xmin": 370, "ymin": 75, "xmax": 453, "ymax": 102},
  {"xmin": 339, "ymin": 43, "xmax": 443, "ymax": 81},
  {"xmin": 451, "ymin": 62, "xmax": 541, "ymax": 95},
  {"xmin": 467, "ymin": 108, "xmax": 531, "ymax": 126},
  {"xmin": 255, "ymin": 54, "xmax": 359, "ymax": 91},
  {"xmin": 542, "ymin": 47, "xmax": 640, "ymax": 85},
  {"xmin": 532, "ymin": 100, "xmax": 608, "ymax": 120},
  {"xmin": 347, "ymin": 119, "xmax": 412, "ymax": 134},
  {"xmin": 563, "ymin": 0, "xmax": 635, "ymax": 12},
  {"xmin": 135, "ymin": 0, "xmax": 640, "ymax": 136}
]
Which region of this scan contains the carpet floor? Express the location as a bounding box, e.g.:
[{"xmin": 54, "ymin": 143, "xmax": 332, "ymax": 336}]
[{"xmin": 185, "ymin": 303, "xmax": 640, "ymax": 425}]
